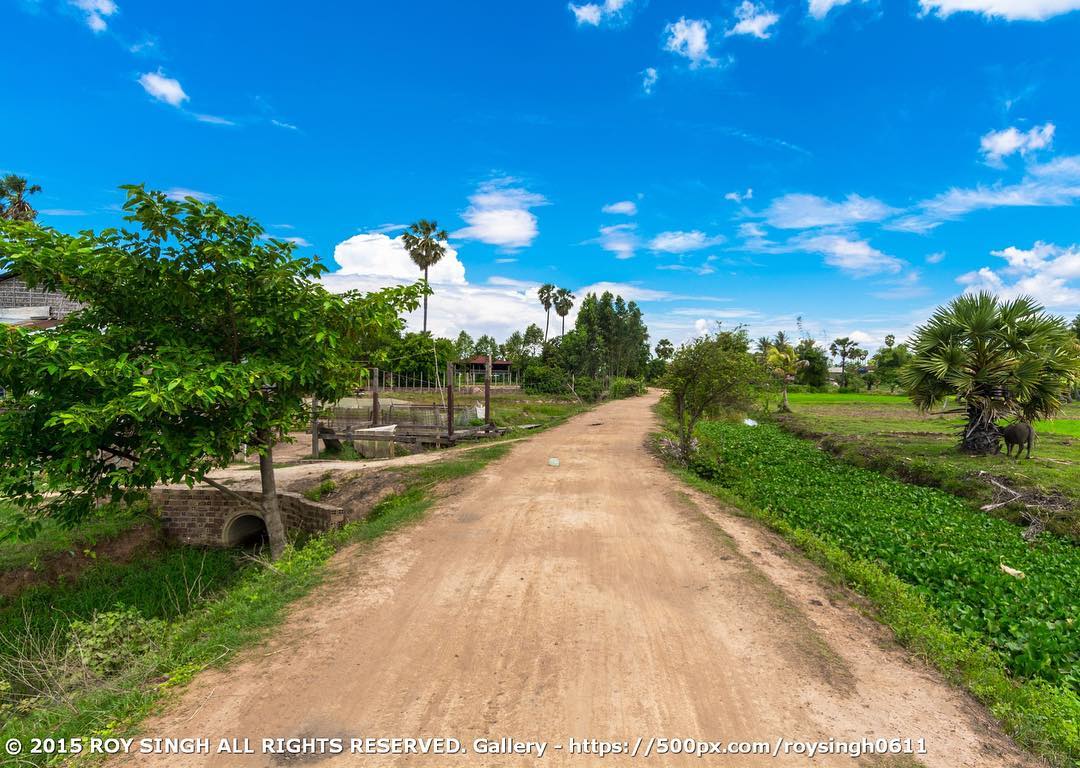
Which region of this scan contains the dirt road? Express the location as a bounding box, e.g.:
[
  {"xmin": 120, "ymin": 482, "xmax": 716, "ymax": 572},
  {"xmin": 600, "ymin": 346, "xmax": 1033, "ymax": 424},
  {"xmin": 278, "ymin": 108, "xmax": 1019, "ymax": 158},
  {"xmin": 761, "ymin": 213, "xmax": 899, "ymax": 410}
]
[{"xmin": 126, "ymin": 392, "xmax": 1039, "ymax": 767}]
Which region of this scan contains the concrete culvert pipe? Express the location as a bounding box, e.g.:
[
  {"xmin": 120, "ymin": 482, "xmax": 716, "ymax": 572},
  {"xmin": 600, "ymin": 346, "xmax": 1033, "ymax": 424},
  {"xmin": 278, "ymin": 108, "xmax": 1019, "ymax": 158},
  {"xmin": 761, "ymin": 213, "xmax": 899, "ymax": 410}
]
[{"xmin": 223, "ymin": 513, "xmax": 269, "ymax": 548}]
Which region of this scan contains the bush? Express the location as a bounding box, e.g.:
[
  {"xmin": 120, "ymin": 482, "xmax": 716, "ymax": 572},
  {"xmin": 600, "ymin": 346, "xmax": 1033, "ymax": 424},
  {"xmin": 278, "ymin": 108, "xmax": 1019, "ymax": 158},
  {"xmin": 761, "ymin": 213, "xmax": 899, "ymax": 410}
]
[
  {"xmin": 609, "ymin": 377, "xmax": 645, "ymax": 399},
  {"xmin": 571, "ymin": 377, "xmax": 604, "ymax": 403},
  {"xmin": 69, "ymin": 608, "xmax": 165, "ymax": 676},
  {"xmin": 522, "ymin": 364, "xmax": 567, "ymax": 395}
]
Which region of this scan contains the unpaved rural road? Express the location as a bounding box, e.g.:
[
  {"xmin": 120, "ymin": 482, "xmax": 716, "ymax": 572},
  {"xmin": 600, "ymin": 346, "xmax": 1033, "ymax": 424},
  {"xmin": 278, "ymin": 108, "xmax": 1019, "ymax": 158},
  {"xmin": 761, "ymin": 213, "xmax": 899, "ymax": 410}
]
[{"xmin": 124, "ymin": 392, "xmax": 1040, "ymax": 767}]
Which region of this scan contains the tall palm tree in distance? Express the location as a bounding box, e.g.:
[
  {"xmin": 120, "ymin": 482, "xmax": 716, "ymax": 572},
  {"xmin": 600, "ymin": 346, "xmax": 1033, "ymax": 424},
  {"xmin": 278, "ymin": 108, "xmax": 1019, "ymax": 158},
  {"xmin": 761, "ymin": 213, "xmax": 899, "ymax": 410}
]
[
  {"xmin": 554, "ymin": 287, "xmax": 575, "ymax": 336},
  {"xmin": 0, "ymin": 175, "xmax": 42, "ymax": 221},
  {"xmin": 538, "ymin": 283, "xmax": 556, "ymax": 342},
  {"xmin": 401, "ymin": 219, "xmax": 448, "ymax": 334}
]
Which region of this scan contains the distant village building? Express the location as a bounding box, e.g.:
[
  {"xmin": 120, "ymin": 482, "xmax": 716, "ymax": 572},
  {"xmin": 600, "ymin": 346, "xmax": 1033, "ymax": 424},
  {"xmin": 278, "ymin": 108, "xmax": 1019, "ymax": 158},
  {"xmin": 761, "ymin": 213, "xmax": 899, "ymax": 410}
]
[
  {"xmin": 461, "ymin": 355, "xmax": 513, "ymax": 385},
  {"xmin": 0, "ymin": 271, "xmax": 83, "ymax": 329}
]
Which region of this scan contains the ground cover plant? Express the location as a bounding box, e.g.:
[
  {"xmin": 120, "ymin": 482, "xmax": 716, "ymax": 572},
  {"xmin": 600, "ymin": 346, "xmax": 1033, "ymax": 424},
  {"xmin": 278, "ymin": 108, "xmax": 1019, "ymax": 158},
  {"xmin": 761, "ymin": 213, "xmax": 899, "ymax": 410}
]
[
  {"xmin": 0, "ymin": 444, "xmax": 509, "ymax": 765},
  {"xmin": 779, "ymin": 392, "xmax": 1080, "ymax": 539},
  {"xmin": 691, "ymin": 421, "xmax": 1079, "ymax": 690}
]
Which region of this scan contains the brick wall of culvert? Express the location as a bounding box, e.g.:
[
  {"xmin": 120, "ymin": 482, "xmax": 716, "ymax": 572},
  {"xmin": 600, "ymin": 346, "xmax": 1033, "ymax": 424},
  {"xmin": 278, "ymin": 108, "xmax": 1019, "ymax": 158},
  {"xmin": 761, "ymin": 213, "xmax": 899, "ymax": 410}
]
[{"xmin": 150, "ymin": 488, "xmax": 346, "ymax": 547}]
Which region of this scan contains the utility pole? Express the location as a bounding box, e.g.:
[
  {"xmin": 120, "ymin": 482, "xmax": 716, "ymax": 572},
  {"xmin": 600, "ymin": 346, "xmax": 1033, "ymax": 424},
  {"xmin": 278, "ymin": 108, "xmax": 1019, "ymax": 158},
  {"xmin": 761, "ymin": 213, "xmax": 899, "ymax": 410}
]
[
  {"xmin": 485, "ymin": 354, "xmax": 493, "ymax": 429},
  {"xmin": 446, "ymin": 362, "xmax": 455, "ymax": 442},
  {"xmin": 371, "ymin": 367, "xmax": 380, "ymax": 427}
]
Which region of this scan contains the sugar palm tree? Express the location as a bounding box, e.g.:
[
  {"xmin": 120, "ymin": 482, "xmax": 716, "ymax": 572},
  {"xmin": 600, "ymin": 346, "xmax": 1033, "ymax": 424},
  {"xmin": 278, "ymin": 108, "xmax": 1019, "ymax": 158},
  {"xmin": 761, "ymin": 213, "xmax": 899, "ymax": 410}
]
[
  {"xmin": 766, "ymin": 344, "xmax": 802, "ymax": 412},
  {"xmin": 0, "ymin": 175, "xmax": 42, "ymax": 221},
  {"xmin": 538, "ymin": 283, "xmax": 556, "ymax": 342},
  {"xmin": 553, "ymin": 287, "xmax": 575, "ymax": 336},
  {"xmin": 901, "ymin": 292, "xmax": 1080, "ymax": 455},
  {"xmin": 401, "ymin": 219, "xmax": 448, "ymax": 334}
]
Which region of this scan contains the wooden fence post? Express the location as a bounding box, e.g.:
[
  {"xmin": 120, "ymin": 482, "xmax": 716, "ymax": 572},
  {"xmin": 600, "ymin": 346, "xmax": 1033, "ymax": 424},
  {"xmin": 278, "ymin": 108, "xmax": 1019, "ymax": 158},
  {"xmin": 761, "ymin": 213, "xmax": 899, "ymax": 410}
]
[
  {"xmin": 485, "ymin": 354, "xmax": 493, "ymax": 428},
  {"xmin": 446, "ymin": 362, "xmax": 455, "ymax": 442},
  {"xmin": 371, "ymin": 367, "xmax": 381, "ymax": 427},
  {"xmin": 311, "ymin": 397, "xmax": 320, "ymax": 459}
]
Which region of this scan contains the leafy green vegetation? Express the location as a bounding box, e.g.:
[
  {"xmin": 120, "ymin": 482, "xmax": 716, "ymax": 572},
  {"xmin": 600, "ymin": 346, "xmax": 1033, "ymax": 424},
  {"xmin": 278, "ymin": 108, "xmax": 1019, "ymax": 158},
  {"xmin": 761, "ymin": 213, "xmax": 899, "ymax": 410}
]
[
  {"xmin": 0, "ymin": 501, "xmax": 147, "ymax": 574},
  {"xmin": 685, "ymin": 420, "xmax": 1079, "ymax": 763},
  {"xmin": 0, "ymin": 444, "xmax": 509, "ymax": 764},
  {"xmin": 777, "ymin": 393, "xmax": 1080, "ymax": 539}
]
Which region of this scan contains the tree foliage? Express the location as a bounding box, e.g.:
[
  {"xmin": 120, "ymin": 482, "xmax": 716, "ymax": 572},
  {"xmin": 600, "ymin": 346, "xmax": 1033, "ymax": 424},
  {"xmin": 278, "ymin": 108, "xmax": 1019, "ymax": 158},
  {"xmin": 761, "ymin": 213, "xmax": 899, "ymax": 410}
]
[
  {"xmin": 401, "ymin": 219, "xmax": 448, "ymax": 334},
  {"xmin": 901, "ymin": 292, "xmax": 1080, "ymax": 454},
  {"xmin": 0, "ymin": 174, "xmax": 42, "ymax": 222},
  {"xmin": 0, "ymin": 186, "xmax": 423, "ymax": 554},
  {"xmin": 662, "ymin": 328, "xmax": 762, "ymax": 460}
]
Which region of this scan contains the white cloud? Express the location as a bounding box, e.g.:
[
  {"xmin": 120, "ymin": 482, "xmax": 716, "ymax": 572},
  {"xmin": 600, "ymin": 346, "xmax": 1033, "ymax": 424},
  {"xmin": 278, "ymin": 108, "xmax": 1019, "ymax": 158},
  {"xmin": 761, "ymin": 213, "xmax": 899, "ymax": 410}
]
[
  {"xmin": 569, "ymin": 0, "xmax": 632, "ymax": 26},
  {"xmin": 574, "ymin": 281, "xmax": 682, "ymax": 302},
  {"xmin": 925, "ymin": 251, "xmax": 946, "ymax": 264},
  {"xmin": 891, "ymin": 155, "xmax": 1080, "ymax": 232},
  {"xmin": 664, "ymin": 18, "xmax": 718, "ymax": 69},
  {"xmin": 957, "ymin": 242, "xmax": 1080, "ymax": 307},
  {"xmin": 980, "ymin": 123, "xmax": 1055, "ymax": 166},
  {"xmin": 195, "ymin": 113, "xmax": 236, "ymax": 126},
  {"xmin": 602, "ymin": 200, "xmax": 637, "ymax": 215},
  {"xmin": 919, "ymin": 0, "xmax": 1080, "ymax": 21},
  {"xmin": 138, "ymin": 70, "xmax": 188, "ymax": 108},
  {"xmin": 331, "ymin": 233, "xmax": 466, "ymax": 286},
  {"xmin": 649, "ymin": 230, "xmax": 725, "ymax": 253},
  {"xmin": 808, "ymin": 0, "xmax": 863, "ymax": 19},
  {"xmin": 263, "ymin": 235, "xmax": 312, "ymax": 248},
  {"xmin": 869, "ymin": 271, "xmax": 928, "ymax": 300},
  {"xmin": 40, "ymin": 208, "xmax": 87, "ymax": 216},
  {"xmin": 727, "ymin": 1, "xmax": 780, "ymax": 38},
  {"xmin": 453, "ymin": 178, "xmax": 547, "ymax": 250},
  {"xmin": 70, "ymin": 0, "xmax": 116, "ymax": 32},
  {"xmin": 594, "ymin": 223, "xmax": 641, "ymax": 259},
  {"xmin": 792, "ymin": 234, "xmax": 904, "ymax": 276},
  {"xmin": 762, "ymin": 193, "xmax": 896, "ymax": 229},
  {"xmin": 725, "ymin": 188, "xmax": 753, "ymax": 203},
  {"xmin": 271, "ymin": 119, "xmax": 299, "ymax": 131},
  {"xmin": 641, "ymin": 67, "xmax": 659, "ymax": 95},
  {"xmin": 164, "ymin": 187, "xmax": 216, "ymax": 202}
]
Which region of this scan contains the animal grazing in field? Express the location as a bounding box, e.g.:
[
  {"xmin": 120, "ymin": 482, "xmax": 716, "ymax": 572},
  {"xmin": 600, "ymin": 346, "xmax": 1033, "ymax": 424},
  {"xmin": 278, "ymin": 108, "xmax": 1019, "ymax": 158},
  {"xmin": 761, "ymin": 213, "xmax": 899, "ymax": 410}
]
[{"xmin": 998, "ymin": 422, "xmax": 1035, "ymax": 459}]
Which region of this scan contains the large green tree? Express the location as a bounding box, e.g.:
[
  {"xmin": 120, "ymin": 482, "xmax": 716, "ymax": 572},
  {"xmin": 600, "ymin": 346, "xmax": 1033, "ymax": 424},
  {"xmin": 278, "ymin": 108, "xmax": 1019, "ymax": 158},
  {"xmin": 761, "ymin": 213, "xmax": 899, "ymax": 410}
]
[
  {"xmin": 871, "ymin": 334, "xmax": 912, "ymax": 392},
  {"xmin": 662, "ymin": 329, "xmax": 761, "ymax": 460},
  {"xmin": 0, "ymin": 187, "xmax": 422, "ymax": 556},
  {"xmin": 0, "ymin": 174, "xmax": 42, "ymax": 222},
  {"xmin": 401, "ymin": 219, "xmax": 448, "ymax": 334},
  {"xmin": 901, "ymin": 292, "xmax": 1080, "ymax": 455},
  {"xmin": 829, "ymin": 337, "xmax": 865, "ymax": 387},
  {"xmin": 553, "ymin": 287, "xmax": 575, "ymax": 337}
]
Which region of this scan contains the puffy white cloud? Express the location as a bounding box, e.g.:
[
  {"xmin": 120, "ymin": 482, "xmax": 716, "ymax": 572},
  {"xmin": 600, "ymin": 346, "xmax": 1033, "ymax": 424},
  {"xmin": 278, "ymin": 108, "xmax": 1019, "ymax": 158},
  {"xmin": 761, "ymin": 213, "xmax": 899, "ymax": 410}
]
[
  {"xmin": 726, "ymin": 1, "xmax": 780, "ymax": 38},
  {"xmin": 641, "ymin": 67, "xmax": 659, "ymax": 95},
  {"xmin": 725, "ymin": 188, "xmax": 753, "ymax": 203},
  {"xmin": 70, "ymin": 0, "xmax": 116, "ymax": 32},
  {"xmin": 957, "ymin": 241, "xmax": 1080, "ymax": 308},
  {"xmin": 792, "ymin": 234, "xmax": 904, "ymax": 276},
  {"xmin": 762, "ymin": 193, "xmax": 896, "ymax": 229},
  {"xmin": 453, "ymin": 178, "xmax": 547, "ymax": 250},
  {"xmin": 138, "ymin": 70, "xmax": 188, "ymax": 107},
  {"xmin": 330, "ymin": 233, "xmax": 466, "ymax": 285},
  {"xmin": 808, "ymin": 0, "xmax": 862, "ymax": 20},
  {"xmin": 602, "ymin": 200, "xmax": 638, "ymax": 215},
  {"xmin": 595, "ymin": 223, "xmax": 641, "ymax": 259},
  {"xmin": 919, "ymin": 0, "xmax": 1080, "ymax": 20},
  {"xmin": 980, "ymin": 123, "xmax": 1055, "ymax": 165},
  {"xmin": 649, "ymin": 230, "xmax": 725, "ymax": 253},
  {"xmin": 568, "ymin": 0, "xmax": 632, "ymax": 26},
  {"xmin": 664, "ymin": 18, "xmax": 718, "ymax": 69}
]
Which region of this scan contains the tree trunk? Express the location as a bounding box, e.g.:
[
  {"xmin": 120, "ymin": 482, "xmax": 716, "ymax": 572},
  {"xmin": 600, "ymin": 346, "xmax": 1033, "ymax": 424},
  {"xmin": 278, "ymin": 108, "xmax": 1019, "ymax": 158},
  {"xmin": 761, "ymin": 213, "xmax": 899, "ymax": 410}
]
[
  {"xmin": 779, "ymin": 385, "xmax": 790, "ymax": 412},
  {"xmin": 961, "ymin": 406, "xmax": 1000, "ymax": 455},
  {"xmin": 422, "ymin": 267, "xmax": 429, "ymax": 334},
  {"xmin": 561, "ymin": 315, "xmax": 565, "ymax": 336},
  {"xmin": 544, "ymin": 310, "xmax": 550, "ymax": 342},
  {"xmin": 258, "ymin": 431, "xmax": 288, "ymax": 558}
]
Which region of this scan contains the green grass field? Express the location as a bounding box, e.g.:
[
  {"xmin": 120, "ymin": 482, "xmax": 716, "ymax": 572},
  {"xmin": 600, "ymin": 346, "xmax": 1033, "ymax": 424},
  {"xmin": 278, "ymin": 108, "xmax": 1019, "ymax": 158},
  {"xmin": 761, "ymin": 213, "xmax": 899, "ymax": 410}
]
[{"xmin": 777, "ymin": 392, "xmax": 1080, "ymax": 539}]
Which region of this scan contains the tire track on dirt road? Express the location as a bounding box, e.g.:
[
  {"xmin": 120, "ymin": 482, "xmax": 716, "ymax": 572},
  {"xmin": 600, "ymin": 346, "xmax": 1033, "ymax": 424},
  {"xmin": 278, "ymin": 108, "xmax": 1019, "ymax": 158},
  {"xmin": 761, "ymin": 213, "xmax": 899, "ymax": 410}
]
[{"xmin": 120, "ymin": 391, "xmax": 1041, "ymax": 767}]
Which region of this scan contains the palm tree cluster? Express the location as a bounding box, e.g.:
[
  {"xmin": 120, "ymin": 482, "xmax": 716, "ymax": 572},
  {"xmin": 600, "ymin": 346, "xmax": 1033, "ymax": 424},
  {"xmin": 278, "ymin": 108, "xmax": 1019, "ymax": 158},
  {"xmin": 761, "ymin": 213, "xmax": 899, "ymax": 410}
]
[
  {"xmin": 0, "ymin": 175, "xmax": 42, "ymax": 221},
  {"xmin": 537, "ymin": 283, "xmax": 575, "ymax": 340},
  {"xmin": 401, "ymin": 219, "xmax": 449, "ymax": 334},
  {"xmin": 901, "ymin": 292, "xmax": 1080, "ymax": 455}
]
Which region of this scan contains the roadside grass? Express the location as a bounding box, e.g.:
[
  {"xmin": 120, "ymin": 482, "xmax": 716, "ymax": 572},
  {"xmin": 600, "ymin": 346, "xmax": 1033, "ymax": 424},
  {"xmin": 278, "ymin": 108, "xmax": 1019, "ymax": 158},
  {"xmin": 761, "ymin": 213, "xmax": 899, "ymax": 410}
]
[
  {"xmin": 0, "ymin": 443, "xmax": 510, "ymax": 765},
  {"xmin": 0, "ymin": 502, "xmax": 149, "ymax": 575},
  {"xmin": 662, "ymin": 413, "xmax": 1079, "ymax": 766},
  {"xmin": 777, "ymin": 393, "xmax": 1080, "ymax": 540}
]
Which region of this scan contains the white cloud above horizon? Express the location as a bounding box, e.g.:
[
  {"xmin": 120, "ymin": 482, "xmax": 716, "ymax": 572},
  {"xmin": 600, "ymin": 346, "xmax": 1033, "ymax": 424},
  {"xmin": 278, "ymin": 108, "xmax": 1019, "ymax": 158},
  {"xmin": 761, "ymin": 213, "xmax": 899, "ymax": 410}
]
[
  {"xmin": 641, "ymin": 67, "xmax": 659, "ymax": 95},
  {"xmin": 164, "ymin": 187, "xmax": 215, "ymax": 202},
  {"xmin": 649, "ymin": 230, "xmax": 725, "ymax": 253},
  {"xmin": 594, "ymin": 223, "xmax": 641, "ymax": 259},
  {"xmin": 807, "ymin": 0, "xmax": 863, "ymax": 20},
  {"xmin": 792, "ymin": 233, "xmax": 905, "ymax": 276},
  {"xmin": 957, "ymin": 241, "xmax": 1080, "ymax": 308},
  {"xmin": 453, "ymin": 178, "xmax": 547, "ymax": 250},
  {"xmin": 70, "ymin": 0, "xmax": 116, "ymax": 32},
  {"xmin": 138, "ymin": 70, "xmax": 188, "ymax": 107},
  {"xmin": 568, "ymin": 0, "xmax": 632, "ymax": 26},
  {"xmin": 664, "ymin": 18, "xmax": 718, "ymax": 69},
  {"xmin": 761, "ymin": 193, "xmax": 896, "ymax": 229},
  {"xmin": 919, "ymin": 0, "xmax": 1080, "ymax": 21},
  {"xmin": 602, "ymin": 200, "xmax": 638, "ymax": 215},
  {"xmin": 727, "ymin": 1, "xmax": 780, "ymax": 38},
  {"xmin": 980, "ymin": 123, "xmax": 1055, "ymax": 166}
]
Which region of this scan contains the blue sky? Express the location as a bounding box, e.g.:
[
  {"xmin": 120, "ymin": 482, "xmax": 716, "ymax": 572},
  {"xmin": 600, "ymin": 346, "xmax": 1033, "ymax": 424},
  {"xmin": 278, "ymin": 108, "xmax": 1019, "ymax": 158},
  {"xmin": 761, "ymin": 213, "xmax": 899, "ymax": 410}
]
[{"xmin": 7, "ymin": 0, "xmax": 1080, "ymax": 348}]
